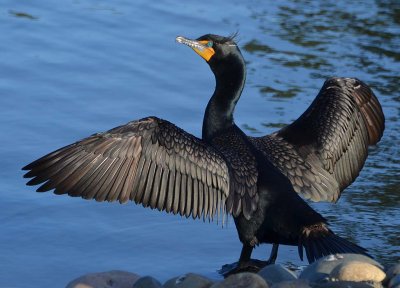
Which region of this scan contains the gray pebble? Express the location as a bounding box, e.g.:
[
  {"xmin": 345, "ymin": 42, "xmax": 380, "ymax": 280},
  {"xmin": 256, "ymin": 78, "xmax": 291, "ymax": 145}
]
[
  {"xmin": 132, "ymin": 276, "xmax": 162, "ymax": 288},
  {"xmin": 299, "ymin": 253, "xmax": 383, "ymax": 283},
  {"xmin": 386, "ymin": 264, "xmax": 400, "ymax": 285},
  {"xmin": 163, "ymin": 273, "xmax": 213, "ymax": 288},
  {"xmin": 389, "ymin": 274, "xmax": 400, "ymax": 288},
  {"xmin": 210, "ymin": 272, "xmax": 269, "ymax": 288},
  {"xmin": 270, "ymin": 279, "xmax": 310, "ymax": 288},
  {"xmin": 65, "ymin": 270, "xmax": 140, "ymax": 288},
  {"xmin": 257, "ymin": 264, "xmax": 297, "ymax": 285}
]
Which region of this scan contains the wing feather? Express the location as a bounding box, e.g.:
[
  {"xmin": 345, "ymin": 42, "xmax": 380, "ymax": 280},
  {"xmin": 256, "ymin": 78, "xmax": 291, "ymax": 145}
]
[
  {"xmin": 202, "ymin": 184, "xmax": 207, "ymax": 219},
  {"xmin": 149, "ymin": 165, "xmax": 162, "ymax": 208},
  {"xmin": 165, "ymin": 169, "xmax": 175, "ymax": 213},
  {"xmin": 173, "ymin": 171, "xmax": 181, "ymax": 214},
  {"xmin": 192, "ymin": 178, "xmax": 199, "ymax": 219},
  {"xmin": 185, "ymin": 176, "xmax": 193, "ymax": 218},
  {"xmin": 251, "ymin": 78, "xmax": 384, "ymax": 202},
  {"xmin": 134, "ymin": 158, "xmax": 151, "ymax": 203},
  {"xmin": 157, "ymin": 168, "xmax": 169, "ymax": 211},
  {"xmin": 130, "ymin": 155, "xmax": 146, "ymax": 201},
  {"xmin": 116, "ymin": 157, "xmax": 135, "ymax": 203},
  {"xmin": 179, "ymin": 174, "xmax": 187, "ymax": 216},
  {"xmin": 23, "ymin": 117, "xmax": 229, "ymax": 222}
]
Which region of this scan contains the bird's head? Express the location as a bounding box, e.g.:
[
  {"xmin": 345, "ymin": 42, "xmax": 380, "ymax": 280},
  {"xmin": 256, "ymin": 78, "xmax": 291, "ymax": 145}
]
[{"xmin": 176, "ymin": 33, "xmax": 243, "ymax": 73}]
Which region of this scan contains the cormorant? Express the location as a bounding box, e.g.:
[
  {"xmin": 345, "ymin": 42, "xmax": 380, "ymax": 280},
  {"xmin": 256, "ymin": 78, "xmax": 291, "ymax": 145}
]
[{"xmin": 23, "ymin": 34, "xmax": 385, "ymax": 275}]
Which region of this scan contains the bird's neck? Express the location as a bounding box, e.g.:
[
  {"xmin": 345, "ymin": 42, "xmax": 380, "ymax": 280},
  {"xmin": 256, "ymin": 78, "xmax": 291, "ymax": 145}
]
[{"xmin": 202, "ymin": 57, "xmax": 246, "ymax": 142}]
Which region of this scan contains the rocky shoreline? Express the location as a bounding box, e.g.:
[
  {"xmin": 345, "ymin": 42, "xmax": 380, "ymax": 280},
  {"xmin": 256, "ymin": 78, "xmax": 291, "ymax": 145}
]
[{"xmin": 66, "ymin": 254, "xmax": 400, "ymax": 288}]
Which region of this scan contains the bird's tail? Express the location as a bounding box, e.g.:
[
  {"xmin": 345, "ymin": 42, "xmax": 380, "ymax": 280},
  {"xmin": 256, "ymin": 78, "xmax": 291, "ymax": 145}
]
[{"xmin": 298, "ymin": 223, "xmax": 370, "ymax": 263}]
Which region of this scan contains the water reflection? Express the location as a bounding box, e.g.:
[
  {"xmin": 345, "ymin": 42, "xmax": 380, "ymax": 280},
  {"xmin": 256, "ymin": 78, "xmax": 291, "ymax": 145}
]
[
  {"xmin": 259, "ymin": 86, "xmax": 301, "ymax": 98},
  {"xmin": 9, "ymin": 10, "xmax": 38, "ymax": 20}
]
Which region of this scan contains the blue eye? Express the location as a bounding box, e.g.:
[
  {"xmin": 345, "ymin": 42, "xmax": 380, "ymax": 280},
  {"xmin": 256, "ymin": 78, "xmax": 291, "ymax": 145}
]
[{"xmin": 207, "ymin": 41, "xmax": 213, "ymax": 47}]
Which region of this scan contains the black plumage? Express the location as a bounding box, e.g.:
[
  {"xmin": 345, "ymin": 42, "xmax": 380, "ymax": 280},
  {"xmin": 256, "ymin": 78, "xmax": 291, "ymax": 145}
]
[{"xmin": 23, "ymin": 34, "xmax": 385, "ymax": 274}]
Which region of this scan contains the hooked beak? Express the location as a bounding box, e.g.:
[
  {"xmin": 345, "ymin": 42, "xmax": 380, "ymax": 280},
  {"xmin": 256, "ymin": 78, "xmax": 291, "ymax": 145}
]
[{"xmin": 176, "ymin": 36, "xmax": 215, "ymax": 62}]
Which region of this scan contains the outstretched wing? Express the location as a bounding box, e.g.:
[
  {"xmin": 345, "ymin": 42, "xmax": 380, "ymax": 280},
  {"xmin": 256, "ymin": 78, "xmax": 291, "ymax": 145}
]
[
  {"xmin": 23, "ymin": 117, "xmax": 230, "ymax": 220},
  {"xmin": 251, "ymin": 77, "xmax": 385, "ymax": 202}
]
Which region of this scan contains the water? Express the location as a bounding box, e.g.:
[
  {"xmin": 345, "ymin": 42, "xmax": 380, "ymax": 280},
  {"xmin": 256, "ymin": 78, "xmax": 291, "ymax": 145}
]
[{"xmin": 1, "ymin": 0, "xmax": 399, "ymax": 287}]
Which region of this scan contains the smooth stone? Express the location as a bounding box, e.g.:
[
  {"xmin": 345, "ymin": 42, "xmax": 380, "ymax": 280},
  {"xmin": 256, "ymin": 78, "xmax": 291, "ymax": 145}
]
[
  {"xmin": 257, "ymin": 264, "xmax": 297, "ymax": 285},
  {"xmin": 389, "ymin": 274, "xmax": 400, "ymax": 288},
  {"xmin": 132, "ymin": 276, "xmax": 162, "ymax": 288},
  {"xmin": 163, "ymin": 273, "xmax": 214, "ymax": 288},
  {"xmin": 330, "ymin": 261, "xmax": 385, "ymax": 283},
  {"xmin": 299, "ymin": 253, "xmax": 383, "ymax": 283},
  {"xmin": 313, "ymin": 281, "xmax": 381, "ymax": 288},
  {"xmin": 386, "ymin": 264, "xmax": 400, "ymax": 285},
  {"xmin": 210, "ymin": 272, "xmax": 269, "ymax": 288},
  {"xmin": 65, "ymin": 270, "xmax": 140, "ymax": 288},
  {"xmin": 270, "ymin": 279, "xmax": 311, "ymax": 288}
]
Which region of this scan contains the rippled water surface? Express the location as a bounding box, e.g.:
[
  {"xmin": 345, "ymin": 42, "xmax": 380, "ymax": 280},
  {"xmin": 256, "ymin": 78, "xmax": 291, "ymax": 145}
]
[{"xmin": 1, "ymin": 1, "xmax": 399, "ymax": 287}]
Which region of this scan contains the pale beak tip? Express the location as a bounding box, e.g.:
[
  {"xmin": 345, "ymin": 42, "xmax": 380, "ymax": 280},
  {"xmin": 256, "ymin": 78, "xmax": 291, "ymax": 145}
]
[{"xmin": 176, "ymin": 36, "xmax": 185, "ymax": 43}]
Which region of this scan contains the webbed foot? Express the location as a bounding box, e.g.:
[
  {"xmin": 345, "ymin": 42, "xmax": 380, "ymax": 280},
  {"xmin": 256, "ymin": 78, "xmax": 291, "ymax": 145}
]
[{"xmin": 218, "ymin": 259, "xmax": 269, "ymax": 277}]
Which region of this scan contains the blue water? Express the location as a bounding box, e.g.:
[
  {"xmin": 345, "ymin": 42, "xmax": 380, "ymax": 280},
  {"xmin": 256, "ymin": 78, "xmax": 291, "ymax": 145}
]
[{"xmin": 1, "ymin": 1, "xmax": 399, "ymax": 287}]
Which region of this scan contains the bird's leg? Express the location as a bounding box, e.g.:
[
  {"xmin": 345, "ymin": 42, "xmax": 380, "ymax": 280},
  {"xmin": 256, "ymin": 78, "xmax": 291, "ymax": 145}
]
[
  {"xmin": 219, "ymin": 244, "xmax": 254, "ymax": 277},
  {"xmin": 266, "ymin": 243, "xmax": 279, "ymax": 265},
  {"xmin": 238, "ymin": 243, "xmax": 253, "ymax": 263},
  {"xmin": 235, "ymin": 241, "xmax": 278, "ymax": 273},
  {"xmin": 220, "ymin": 237, "xmax": 273, "ymax": 277}
]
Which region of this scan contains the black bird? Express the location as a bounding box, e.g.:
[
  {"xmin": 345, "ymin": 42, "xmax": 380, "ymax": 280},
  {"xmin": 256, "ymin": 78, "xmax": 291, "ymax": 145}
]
[{"xmin": 23, "ymin": 34, "xmax": 385, "ymax": 274}]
